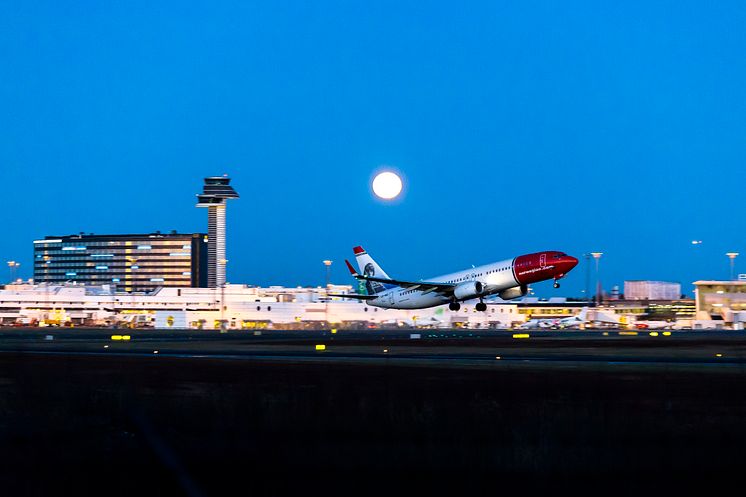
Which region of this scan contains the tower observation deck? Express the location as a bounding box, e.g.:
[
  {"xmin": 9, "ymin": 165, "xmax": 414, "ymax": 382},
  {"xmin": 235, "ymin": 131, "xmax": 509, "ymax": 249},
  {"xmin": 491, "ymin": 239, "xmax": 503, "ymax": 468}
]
[{"xmin": 196, "ymin": 176, "xmax": 239, "ymax": 288}]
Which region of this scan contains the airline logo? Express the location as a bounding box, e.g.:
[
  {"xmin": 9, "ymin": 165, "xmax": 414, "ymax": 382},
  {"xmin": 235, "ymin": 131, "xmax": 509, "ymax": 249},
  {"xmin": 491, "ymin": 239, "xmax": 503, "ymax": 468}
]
[{"xmin": 517, "ymin": 265, "xmax": 555, "ymax": 277}]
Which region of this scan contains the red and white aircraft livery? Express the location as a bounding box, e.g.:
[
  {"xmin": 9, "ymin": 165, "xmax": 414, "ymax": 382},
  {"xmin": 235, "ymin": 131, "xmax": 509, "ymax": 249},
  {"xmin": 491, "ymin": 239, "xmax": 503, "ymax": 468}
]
[{"xmin": 332, "ymin": 246, "xmax": 579, "ymax": 311}]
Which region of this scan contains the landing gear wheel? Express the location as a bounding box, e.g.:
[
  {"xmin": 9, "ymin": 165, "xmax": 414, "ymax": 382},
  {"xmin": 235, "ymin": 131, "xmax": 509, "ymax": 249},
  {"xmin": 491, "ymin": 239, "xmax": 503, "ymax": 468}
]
[
  {"xmin": 553, "ymin": 282, "xmax": 560, "ymax": 289},
  {"xmin": 449, "ymin": 302, "xmax": 461, "ymax": 311},
  {"xmin": 476, "ymin": 302, "xmax": 487, "ymax": 312}
]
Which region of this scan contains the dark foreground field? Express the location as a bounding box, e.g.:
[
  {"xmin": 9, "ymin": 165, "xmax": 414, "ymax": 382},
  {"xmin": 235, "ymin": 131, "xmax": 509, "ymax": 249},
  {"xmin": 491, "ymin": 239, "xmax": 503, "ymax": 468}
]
[{"xmin": 1, "ymin": 332, "xmax": 746, "ymax": 496}]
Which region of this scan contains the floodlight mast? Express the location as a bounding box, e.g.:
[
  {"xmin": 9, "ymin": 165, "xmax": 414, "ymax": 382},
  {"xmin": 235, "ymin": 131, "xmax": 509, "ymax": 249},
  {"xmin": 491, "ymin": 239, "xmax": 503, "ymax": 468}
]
[
  {"xmin": 590, "ymin": 252, "xmax": 603, "ymax": 306},
  {"xmin": 726, "ymin": 252, "xmax": 739, "ymax": 281}
]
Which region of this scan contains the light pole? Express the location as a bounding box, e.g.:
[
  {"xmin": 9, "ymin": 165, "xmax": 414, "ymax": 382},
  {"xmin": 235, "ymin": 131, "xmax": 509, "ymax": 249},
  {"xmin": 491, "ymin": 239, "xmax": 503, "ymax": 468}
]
[
  {"xmin": 220, "ymin": 258, "xmax": 228, "ymax": 330},
  {"xmin": 323, "ymin": 260, "xmax": 333, "ymax": 290},
  {"xmin": 322, "ymin": 260, "xmax": 333, "ymax": 328},
  {"xmin": 583, "ymin": 253, "xmax": 591, "ymax": 303},
  {"xmin": 726, "ymin": 252, "xmax": 739, "ymax": 280},
  {"xmin": 590, "ymin": 252, "xmax": 603, "ymax": 306},
  {"xmin": 7, "ymin": 261, "xmax": 20, "ymax": 283}
]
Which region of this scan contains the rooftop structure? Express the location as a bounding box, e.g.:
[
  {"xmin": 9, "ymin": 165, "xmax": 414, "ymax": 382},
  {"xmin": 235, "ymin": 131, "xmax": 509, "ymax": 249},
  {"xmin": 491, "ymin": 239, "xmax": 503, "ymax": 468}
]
[
  {"xmin": 624, "ymin": 281, "xmax": 681, "ymax": 301},
  {"xmin": 693, "ymin": 280, "xmax": 746, "ymax": 324}
]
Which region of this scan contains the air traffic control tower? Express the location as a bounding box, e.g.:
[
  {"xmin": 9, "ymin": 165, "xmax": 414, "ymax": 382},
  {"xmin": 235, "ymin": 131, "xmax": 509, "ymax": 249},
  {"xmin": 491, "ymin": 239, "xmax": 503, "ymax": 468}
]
[{"xmin": 196, "ymin": 176, "xmax": 239, "ymax": 288}]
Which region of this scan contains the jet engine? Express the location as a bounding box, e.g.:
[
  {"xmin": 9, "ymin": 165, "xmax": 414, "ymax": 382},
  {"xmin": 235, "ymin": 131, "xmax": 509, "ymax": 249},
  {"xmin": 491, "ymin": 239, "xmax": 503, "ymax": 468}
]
[
  {"xmin": 453, "ymin": 281, "xmax": 484, "ymax": 300},
  {"xmin": 498, "ymin": 285, "xmax": 528, "ymax": 300}
]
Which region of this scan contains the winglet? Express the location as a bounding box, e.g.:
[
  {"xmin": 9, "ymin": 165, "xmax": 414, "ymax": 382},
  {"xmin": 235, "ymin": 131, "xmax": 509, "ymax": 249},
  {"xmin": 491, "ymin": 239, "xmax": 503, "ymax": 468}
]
[
  {"xmin": 345, "ymin": 259, "xmax": 359, "ymax": 276},
  {"xmin": 353, "ymin": 246, "xmax": 366, "ymax": 255}
]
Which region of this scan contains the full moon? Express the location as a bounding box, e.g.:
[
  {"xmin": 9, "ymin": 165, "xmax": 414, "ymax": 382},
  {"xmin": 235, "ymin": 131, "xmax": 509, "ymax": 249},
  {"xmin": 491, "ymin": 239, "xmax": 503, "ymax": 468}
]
[{"xmin": 372, "ymin": 171, "xmax": 403, "ymax": 200}]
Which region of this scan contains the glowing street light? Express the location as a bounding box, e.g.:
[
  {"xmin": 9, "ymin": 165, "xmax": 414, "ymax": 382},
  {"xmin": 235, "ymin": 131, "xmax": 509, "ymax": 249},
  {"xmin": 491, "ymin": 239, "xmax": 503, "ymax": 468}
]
[
  {"xmin": 582, "ymin": 253, "xmax": 592, "ymax": 303},
  {"xmin": 7, "ymin": 261, "xmax": 20, "ymax": 283},
  {"xmin": 726, "ymin": 252, "xmax": 739, "ymax": 280},
  {"xmin": 590, "ymin": 252, "xmax": 603, "ymax": 305},
  {"xmin": 323, "ymin": 260, "xmax": 333, "ymax": 289}
]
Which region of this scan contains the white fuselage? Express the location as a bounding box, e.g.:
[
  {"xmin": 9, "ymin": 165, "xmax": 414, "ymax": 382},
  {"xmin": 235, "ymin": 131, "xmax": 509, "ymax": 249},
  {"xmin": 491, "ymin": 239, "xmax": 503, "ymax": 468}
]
[{"xmin": 367, "ymin": 257, "xmax": 520, "ymax": 310}]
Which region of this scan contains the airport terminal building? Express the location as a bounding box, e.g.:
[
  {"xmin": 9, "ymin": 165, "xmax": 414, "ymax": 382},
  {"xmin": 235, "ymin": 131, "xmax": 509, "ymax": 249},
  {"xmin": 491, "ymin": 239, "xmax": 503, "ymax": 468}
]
[
  {"xmin": 693, "ymin": 280, "xmax": 746, "ymax": 327},
  {"xmin": 33, "ymin": 232, "xmax": 208, "ymax": 292},
  {"xmin": 0, "ymin": 283, "xmax": 522, "ymax": 329}
]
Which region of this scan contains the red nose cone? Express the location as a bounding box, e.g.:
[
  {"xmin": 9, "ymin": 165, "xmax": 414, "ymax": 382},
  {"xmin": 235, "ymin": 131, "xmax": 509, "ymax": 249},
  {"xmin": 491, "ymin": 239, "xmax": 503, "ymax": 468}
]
[
  {"xmin": 514, "ymin": 251, "xmax": 579, "ymax": 285},
  {"xmin": 559, "ymin": 255, "xmax": 579, "ymax": 274}
]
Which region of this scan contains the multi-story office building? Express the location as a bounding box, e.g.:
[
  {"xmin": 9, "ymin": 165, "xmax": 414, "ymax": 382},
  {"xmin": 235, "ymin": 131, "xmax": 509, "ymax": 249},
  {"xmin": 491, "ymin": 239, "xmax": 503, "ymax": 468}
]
[{"xmin": 33, "ymin": 232, "xmax": 207, "ymax": 292}]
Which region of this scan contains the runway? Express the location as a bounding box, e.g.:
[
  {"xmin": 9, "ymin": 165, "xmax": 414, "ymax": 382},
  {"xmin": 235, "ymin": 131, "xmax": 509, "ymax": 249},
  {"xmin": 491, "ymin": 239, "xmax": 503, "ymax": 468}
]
[
  {"xmin": 2, "ymin": 328, "xmax": 746, "ymax": 496},
  {"xmin": 1, "ymin": 327, "xmax": 746, "ymax": 370}
]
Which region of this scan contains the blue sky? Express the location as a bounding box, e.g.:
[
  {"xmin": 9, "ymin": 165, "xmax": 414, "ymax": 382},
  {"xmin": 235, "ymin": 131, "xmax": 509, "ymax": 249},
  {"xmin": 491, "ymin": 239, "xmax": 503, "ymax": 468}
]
[{"xmin": 1, "ymin": 0, "xmax": 745, "ymax": 297}]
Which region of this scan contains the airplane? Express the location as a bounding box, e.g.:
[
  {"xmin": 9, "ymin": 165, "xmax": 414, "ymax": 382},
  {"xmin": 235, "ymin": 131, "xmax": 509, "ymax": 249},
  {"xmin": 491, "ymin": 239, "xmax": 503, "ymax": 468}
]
[
  {"xmin": 518, "ymin": 307, "xmax": 588, "ymax": 330},
  {"xmin": 381, "ymin": 316, "xmax": 442, "ymax": 328},
  {"xmin": 330, "ymin": 246, "xmax": 578, "ymax": 311},
  {"xmin": 518, "ymin": 318, "xmax": 555, "ymax": 329},
  {"xmin": 633, "ymin": 320, "xmax": 675, "ymax": 330}
]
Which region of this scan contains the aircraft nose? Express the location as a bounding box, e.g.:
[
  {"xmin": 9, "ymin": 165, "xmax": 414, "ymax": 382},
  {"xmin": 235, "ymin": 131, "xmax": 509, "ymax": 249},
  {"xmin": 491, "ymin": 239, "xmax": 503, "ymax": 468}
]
[{"xmin": 564, "ymin": 255, "xmax": 579, "ymax": 271}]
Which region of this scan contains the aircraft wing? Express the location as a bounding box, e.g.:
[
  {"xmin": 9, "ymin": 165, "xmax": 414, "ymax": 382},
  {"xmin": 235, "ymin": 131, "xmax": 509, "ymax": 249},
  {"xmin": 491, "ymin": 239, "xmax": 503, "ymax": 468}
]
[
  {"xmin": 327, "ymin": 293, "xmax": 378, "ymax": 301},
  {"xmin": 344, "ymin": 260, "xmax": 456, "ymax": 295}
]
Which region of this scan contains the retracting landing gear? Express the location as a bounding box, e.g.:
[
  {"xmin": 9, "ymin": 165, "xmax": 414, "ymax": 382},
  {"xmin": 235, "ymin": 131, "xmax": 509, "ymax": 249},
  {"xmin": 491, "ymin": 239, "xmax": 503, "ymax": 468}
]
[
  {"xmin": 449, "ymin": 302, "xmax": 461, "ymax": 311},
  {"xmin": 553, "ymin": 281, "xmax": 561, "ymax": 289},
  {"xmin": 476, "ymin": 302, "xmax": 487, "ymax": 312}
]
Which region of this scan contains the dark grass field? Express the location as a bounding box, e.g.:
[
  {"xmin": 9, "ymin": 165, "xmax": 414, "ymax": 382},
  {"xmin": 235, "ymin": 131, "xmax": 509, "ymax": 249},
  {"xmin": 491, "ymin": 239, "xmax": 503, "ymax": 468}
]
[{"xmin": 1, "ymin": 330, "xmax": 746, "ymax": 496}]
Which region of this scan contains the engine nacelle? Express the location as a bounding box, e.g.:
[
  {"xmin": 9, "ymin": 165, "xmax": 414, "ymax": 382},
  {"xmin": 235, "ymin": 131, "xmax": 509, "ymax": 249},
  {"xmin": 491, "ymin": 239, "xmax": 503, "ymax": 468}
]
[
  {"xmin": 499, "ymin": 285, "xmax": 528, "ymax": 300},
  {"xmin": 453, "ymin": 281, "xmax": 484, "ymax": 300}
]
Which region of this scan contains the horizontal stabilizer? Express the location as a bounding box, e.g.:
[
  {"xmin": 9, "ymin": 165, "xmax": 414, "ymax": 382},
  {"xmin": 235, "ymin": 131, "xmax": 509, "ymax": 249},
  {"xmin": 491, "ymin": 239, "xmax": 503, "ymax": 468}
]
[
  {"xmin": 351, "ymin": 272, "xmax": 456, "ymax": 293},
  {"xmin": 328, "ymin": 293, "xmax": 378, "ymax": 301}
]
